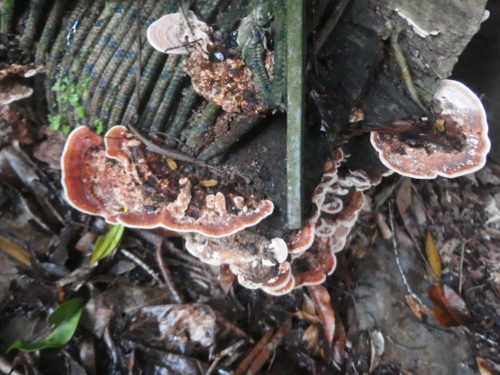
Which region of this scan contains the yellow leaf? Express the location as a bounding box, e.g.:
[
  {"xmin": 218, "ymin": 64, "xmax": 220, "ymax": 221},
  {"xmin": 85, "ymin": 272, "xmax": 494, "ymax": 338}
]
[
  {"xmin": 166, "ymin": 158, "xmax": 178, "ymax": 170},
  {"xmin": 0, "ymin": 235, "xmax": 31, "ymax": 266},
  {"xmin": 200, "ymin": 179, "xmax": 218, "ymax": 187},
  {"xmin": 425, "ymin": 231, "xmax": 442, "ymax": 280}
]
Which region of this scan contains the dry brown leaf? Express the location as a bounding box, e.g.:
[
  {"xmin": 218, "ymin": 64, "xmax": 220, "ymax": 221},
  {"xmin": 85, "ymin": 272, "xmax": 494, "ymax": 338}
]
[
  {"xmin": 429, "ymin": 284, "xmax": 471, "ymax": 326},
  {"xmin": 332, "ymin": 311, "xmax": 346, "ymax": 364},
  {"xmin": 425, "ymin": 231, "xmax": 442, "ymax": 280},
  {"xmin": 302, "ymin": 324, "xmax": 320, "ymax": 352},
  {"xmin": 218, "ymin": 265, "xmax": 235, "ymax": 294},
  {"xmin": 405, "ymin": 294, "xmax": 432, "ymax": 319},
  {"xmin": 308, "ymin": 285, "xmax": 335, "ymax": 348},
  {"xmin": 476, "ymin": 357, "xmax": 493, "ymax": 375},
  {"xmin": 396, "ymin": 178, "xmax": 420, "ymax": 239}
]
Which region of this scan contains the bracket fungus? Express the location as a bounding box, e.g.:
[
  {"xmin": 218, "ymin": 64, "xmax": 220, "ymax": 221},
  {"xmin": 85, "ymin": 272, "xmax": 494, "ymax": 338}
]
[
  {"xmin": 371, "ymin": 80, "xmax": 490, "ymax": 178},
  {"xmin": 147, "ymin": 11, "xmax": 269, "ymax": 114},
  {"xmin": 185, "ymin": 232, "xmax": 294, "ymax": 295},
  {"xmin": 61, "ymin": 126, "xmax": 274, "ymax": 237},
  {"xmin": 288, "ymin": 150, "xmax": 374, "ymax": 288},
  {"xmin": 183, "ymin": 51, "xmax": 267, "ymax": 114},
  {"xmin": 146, "ymin": 11, "xmax": 213, "ymax": 55}
]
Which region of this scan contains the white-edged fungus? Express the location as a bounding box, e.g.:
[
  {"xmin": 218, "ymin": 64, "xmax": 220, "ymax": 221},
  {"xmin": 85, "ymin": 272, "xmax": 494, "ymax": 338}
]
[
  {"xmin": 371, "ymin": 79, "xmax": 490, "ymax": 179},
  {"xmin": 146, "ymin": 11, "xmax": 212, "ymax": 55}
]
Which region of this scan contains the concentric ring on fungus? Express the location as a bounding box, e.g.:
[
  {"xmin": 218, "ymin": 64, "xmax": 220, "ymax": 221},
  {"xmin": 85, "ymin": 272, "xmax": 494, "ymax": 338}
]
[{"xmin": 371, "ymin": 80, "xmax": 490, "ymax": 179}]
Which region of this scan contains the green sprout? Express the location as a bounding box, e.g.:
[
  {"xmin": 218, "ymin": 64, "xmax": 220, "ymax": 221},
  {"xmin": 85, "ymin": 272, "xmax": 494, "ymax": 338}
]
[
  {"xmin": 90, "ymin": 224, "xmax": 125, "ymax": 264},
  {"xmin": 49, "ymin": 74, "xmax": 103, "ymax": 135},
  {"xmin": 7, "ymin": 298, "xmax": 83, "ymax": 352}
]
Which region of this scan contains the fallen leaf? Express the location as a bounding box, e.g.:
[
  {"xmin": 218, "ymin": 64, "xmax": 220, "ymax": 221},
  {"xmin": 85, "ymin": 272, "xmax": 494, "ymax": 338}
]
[
  {"xmin": 218, "ymin": 265, "xmax": 235, "ymax": 294},
  {"xmin": 425, "ymin": 231, "xmax": 442, "ymax": 280},
  {"xmin": 8, "ymin": 298, "xmax": 83, "ymax": 352},
  {"xmin": 369, "ymin": 330, "xmax": 385, "ymax": 372},
  {"xmin": 302, "ymin": 324, "xmax": 320, "ymax": 352},
  {"xmin": 396, "ymin": 178, "xmax": 420, "ymax": 239},
  {"xmin": 476, "ymin": 357, "xmax": 493, "ymax": 375},
  {"xmin": 234, "ymin": 330, "xmax": 273, "ymax": 375},
  {"xmin": 0, "ymin": 235, "xmax": 31, "ymax": 266},
  {"xmin": 405, "ymin": 294, "xmax": 432, "ymax": 319},
  {"xmin": 332, "ymin": 311, "xmax": 346, "ymax": 364},
  {"xmin": 308, "ymin": 285, "xmax": 335, "ymax": 348},
  {"xmin": 199, "ymin": 179, "xmax": 218, "ymax": 187},
  {"xmin": 90, "ymin": 224, "xmax": 125, "ymax": 263},
  {"xmin": 429, "ymin": 284, "xmax": 471, "ymax": 326}
]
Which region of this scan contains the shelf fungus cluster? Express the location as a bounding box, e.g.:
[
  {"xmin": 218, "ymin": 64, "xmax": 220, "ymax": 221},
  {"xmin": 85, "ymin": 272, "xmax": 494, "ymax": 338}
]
[
  {"xmin": 371, "ymin": 80, "xmax": 490, "ymax": 178},
  {"xmin": 0, "ymin": 64, "xmax": 42, "ymax": 105},
  {"xmin": 61, "ymin": 126, "xmax": 274, "ymax": 237},
  {"xmin": 147, "ymin": 11, "xmax": 268, "ymax": 115},
  {"xmin": 61, "ymin": 126, "xmax": 388, "ymax": 295}
]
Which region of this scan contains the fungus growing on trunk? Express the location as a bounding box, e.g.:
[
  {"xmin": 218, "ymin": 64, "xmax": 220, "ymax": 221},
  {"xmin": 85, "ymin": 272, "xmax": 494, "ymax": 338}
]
[
  {"xmin": 183, "ymin": 51, "xmax": 268, "ymax": 114},
  {"xmin": 61, "ymin": 126, "xmax": 274, "ymax": 237},
  {"xmin": 371, "ymin": 80, "xmax": 490, "ymax": 178},
  {"xmin": 146, "ymin": 11, "xmax": 213, "ymax": 55},
  {"xmin": 288, "ymin": 149, "xmax": 389, "ymax": 289},
  {"xmin": 0, "ymin": 80, "xmax": 33, "ymax": 105},
  {"xmin": 185, "ymin": 231, "xmax": 294, "ymax": 295}
]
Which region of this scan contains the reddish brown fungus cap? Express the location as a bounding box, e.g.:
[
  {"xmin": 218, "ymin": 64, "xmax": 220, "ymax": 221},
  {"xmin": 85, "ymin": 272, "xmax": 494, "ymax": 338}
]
[
  {"xmin": 371, "ymin": 80, "xmax": 490, "ymax": 179},
  {"xmin": 61, "ymin": 126, "xmax": 274, "ymax": 237}
]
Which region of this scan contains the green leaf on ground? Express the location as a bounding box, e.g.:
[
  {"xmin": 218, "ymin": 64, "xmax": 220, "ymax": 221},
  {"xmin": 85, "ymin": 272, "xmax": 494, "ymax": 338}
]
[
  {"xmin": 90, "ymin": 224, "xmax": 125, "ymax": 264},
  {"xmin": 7, "ymin": 298, "xmax": 83, "ymax": 352}
]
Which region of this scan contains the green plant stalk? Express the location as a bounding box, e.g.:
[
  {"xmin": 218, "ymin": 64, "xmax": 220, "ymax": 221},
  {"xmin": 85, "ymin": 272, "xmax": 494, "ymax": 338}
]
[
  {"xmin": 20, "ymin": 0, "xmax": 46, "ymax": 51},
  {"xmin": 83, "ymin": 4, "xmax": 139, "ymax": 107},
  {"xmin": 76, "ymin": 1, "xmax": 133, "ymax": 102},
  {"xmin": 122, "ymin": 51, "xmax": 174, "ymax": 127},
  {"xmin": 270, "ymin": 0, "xmax": 286, "ymax": 109},
  {"xmin": 59, "ymin": 0, "xmax": 105, "ymax": 76},
  {"xmin": 45, "ymin": 0, "xmax": 87, "ymax": 112},
  {"xmin": 166, "ymin": 86, "xmax": 200, "ymax": 141},
  {"xmin": 198, "ymin": 115, "xmax": 259, "ymax": 160},
  {"xmin": 286, "ymin": 0, "xmax": 305, "ymax": 230},
  {"xmin": 35, "ymin": 0, "xmax": 66, "ymax": 64},
  {"xmin": 69, "ymin": 0, "xmax": 118, "ymax": 76},
  {"xmin": 89, "ymin": 0, "xmax": 159, "ymax": 124},
  {"xmin": 105, "ymin": 0, "xmax": 177, "ymax": 127},
  {"xmin": 183, "ymin": 102, "xmax": 220, "ymax": 153},
  {"xmin": 139, "ymin": 54, "xmax": 179, "ymax": 127},
  {"xmin": 108, "ymin": 48, "xmax": 162, "ymax": 127},
  {"xmin": 0, "ymin": 0, "xmax": 14, "ymax": 34},
  {"xmin": 150, "ymin": 62, "xmax": 187, "ymax": 133},
  {"xmin": 390, "ymin": 31, "xmax": 426, "ymax": 112}
]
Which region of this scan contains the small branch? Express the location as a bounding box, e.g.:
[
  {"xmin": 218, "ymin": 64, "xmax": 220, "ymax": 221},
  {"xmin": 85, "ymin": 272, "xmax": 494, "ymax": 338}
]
[
  {"xmin": 155, "ymin": 241, "xmax": 185, "ymax": 304},
  {"xmin": 388, "ymin": 200, "xmax": 427, "ymax": 307},
  {"xmin": 390, "ymin": 31, "xmax": 426, "ymax": 112}
]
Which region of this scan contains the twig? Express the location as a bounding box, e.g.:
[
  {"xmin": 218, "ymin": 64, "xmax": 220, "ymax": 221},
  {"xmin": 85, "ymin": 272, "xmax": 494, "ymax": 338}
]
[
  {"xmin": 388, "ymin": 200, "xmax": 427, "ymax": 307},
  {"xmin": 120, "ymin": 248, "xmax": 161, "ymax": 283},
  {"xmin": 459, "ymin": 242, "xmax": 466, "ymax": 294},
  {"xmin": 206, "ymin": 340, "xmax": 246, "ymax": 375},
  {"xmin": 234, "ymin": 330, "xmax": 274, "ymax": 375},
  {"xmin": 246, "ymin": 319, "xmax": 292, "ymax": 374},
  {"xmin": 0, "ymin": 356, "xmax": 23, "ymax": 375},
  {"xmin": 135, "ymin": 0, "xmax": 141, "ymax": 120},
  {"xmin": 314, "ymin": 0, "xmax": 351, "ymax": 53},
  {"xmin": 155, "ymin": 242, "xmax": 185, "ymax": 304},
  {"xmin": 390, "ymin": 31, "xmax": 426, "ymax": 112}
]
